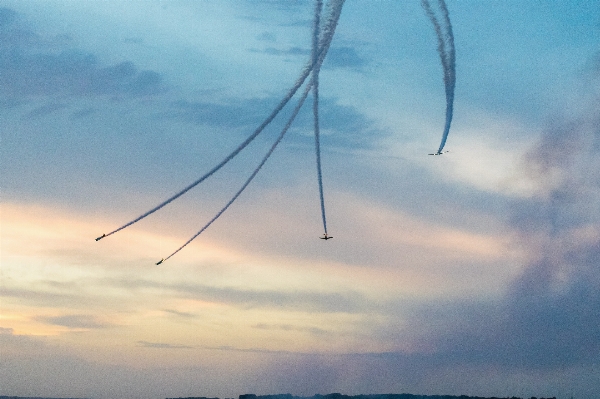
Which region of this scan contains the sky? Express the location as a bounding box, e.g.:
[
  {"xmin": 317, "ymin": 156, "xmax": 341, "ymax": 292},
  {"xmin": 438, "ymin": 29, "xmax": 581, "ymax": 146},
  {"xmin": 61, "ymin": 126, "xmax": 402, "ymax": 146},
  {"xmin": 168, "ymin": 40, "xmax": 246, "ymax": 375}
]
[{"xmin": 1, "ymin": 1, "xmax": 599, "ymax": 398}]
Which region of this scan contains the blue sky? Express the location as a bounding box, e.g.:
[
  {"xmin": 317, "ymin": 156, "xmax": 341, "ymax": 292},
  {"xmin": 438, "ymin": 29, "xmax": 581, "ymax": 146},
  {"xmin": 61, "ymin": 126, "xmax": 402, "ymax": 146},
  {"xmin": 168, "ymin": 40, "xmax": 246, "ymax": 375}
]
[{"xmin": 1, "ymin": 1, "xmax": 600, "ymax": 398}]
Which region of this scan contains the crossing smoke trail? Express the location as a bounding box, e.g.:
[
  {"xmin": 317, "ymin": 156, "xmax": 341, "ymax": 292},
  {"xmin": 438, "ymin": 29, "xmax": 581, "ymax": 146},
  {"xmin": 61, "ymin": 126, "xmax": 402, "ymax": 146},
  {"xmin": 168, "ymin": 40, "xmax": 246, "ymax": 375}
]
[
  {"xmin": 158, "ymin": 0, "xmax": 345, "ymax": 263},
  {"xmin": 160, "ymin": 82, "xmax": 314, "ymax": 264},
  {"xmin": 422, "ymin": 0, "xmax": 456, "ymax": 154},
  {"xmin": 311, "ymin": 0, "xmax": 329, "ymax": 236},
  {"xmin": 96, "ymin": 0, "xmax": 345, "ymax": 243}
]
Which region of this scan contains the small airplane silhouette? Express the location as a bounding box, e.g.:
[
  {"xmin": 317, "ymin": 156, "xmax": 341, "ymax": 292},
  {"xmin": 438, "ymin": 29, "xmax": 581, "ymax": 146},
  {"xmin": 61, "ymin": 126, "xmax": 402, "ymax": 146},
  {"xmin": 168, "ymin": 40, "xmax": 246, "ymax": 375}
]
[
  {"xmin": 156, "ymin": 258, "xmax": 165, "ymax": 265},
  {"xmin": 95, "ymin": 233, "xmax": 106, "ymax": 241},
  {"xmin": 428, "ymin": 150, "xmax": 449, "ymax": 156},
  {"xmin": 320, "ymin": 234, "xmax": 333, "ymax": 240}
]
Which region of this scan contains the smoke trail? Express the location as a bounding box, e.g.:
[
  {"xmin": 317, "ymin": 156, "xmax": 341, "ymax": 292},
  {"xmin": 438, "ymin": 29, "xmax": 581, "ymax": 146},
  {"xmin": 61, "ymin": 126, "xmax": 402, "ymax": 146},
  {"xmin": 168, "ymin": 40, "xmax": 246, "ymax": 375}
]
[
  {"xmin": 161, "ymin": 82, "xmax": 314, "ymax": 263},
  {"xmin": 422, "ymin": 0, "xmax": 456, "ymax": 154},
  {"xmin": 158, "ymin": 0, "xmax": 346, "ymax": 262},
  {"xmin": 97, "ymin": 0, "xmax": 345, "ymax": 241},
  {"xmin": 311, "ymin": 0, "xmax": 328, "ymax": 235}
]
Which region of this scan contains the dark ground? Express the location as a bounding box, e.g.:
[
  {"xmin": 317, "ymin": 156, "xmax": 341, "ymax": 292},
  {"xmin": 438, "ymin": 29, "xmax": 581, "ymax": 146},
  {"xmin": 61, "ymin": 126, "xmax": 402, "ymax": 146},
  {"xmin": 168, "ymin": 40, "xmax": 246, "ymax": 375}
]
[{"xmin": 1, "ymin": 394, "xmax": 558, "ymax": 399}]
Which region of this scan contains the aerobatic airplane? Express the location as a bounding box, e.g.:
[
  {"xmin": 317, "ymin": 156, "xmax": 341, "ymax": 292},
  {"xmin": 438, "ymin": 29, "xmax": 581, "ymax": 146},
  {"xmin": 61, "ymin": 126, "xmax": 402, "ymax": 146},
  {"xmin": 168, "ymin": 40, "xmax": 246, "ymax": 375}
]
[
  {"xmin": 156, "ymin": 258, "xmax": 165, "ymax": 265},
  {"xmin": 320, "ymin": 234, "xmax": 333, "ymax": 240},
  {"xmin": 428, "ymin": 150, "xmax": 449, "ymax": 155},
  {"xmin": 95, "ymin": 234, "xmax": 106, "ymax": 241}
]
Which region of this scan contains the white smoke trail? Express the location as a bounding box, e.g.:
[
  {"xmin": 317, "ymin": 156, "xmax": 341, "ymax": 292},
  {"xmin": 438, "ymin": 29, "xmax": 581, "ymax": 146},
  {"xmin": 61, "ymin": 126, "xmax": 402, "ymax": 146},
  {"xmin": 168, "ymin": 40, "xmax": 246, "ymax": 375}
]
[
  {"xmin": 311, "ymin": 0, "xmax": 329, "ymax": 236},
  {"xmin": 422, "ymin": 0, "xmax": 456, "ymax": 154},
  {"xmin": 97, "ymin": 0, "xmax": 345, "ymax": 242},
  {"xmin": 161, "ymin": 81, "xmax": 315, "ymax": 263},
  {"xmin": 157, "ymin": 0, "xmax": 346, "ymax": 262}
]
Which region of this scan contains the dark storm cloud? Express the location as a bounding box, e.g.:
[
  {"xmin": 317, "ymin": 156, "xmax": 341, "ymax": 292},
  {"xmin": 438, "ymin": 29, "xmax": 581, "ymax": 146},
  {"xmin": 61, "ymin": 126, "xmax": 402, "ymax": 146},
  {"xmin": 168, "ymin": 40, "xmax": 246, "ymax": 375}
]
[{"xmin": 0, "ymin": 8, "xmax": 166, "ymax": 101}]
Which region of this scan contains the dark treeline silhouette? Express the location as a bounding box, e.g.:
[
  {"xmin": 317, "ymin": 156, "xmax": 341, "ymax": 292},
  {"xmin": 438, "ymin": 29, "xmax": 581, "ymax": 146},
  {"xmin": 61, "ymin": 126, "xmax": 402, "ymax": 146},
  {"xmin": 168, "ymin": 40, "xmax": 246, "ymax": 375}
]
[
  {"xmin": 0, "ymin": 397, "xmax": 90, "ymax": 399},
  {"xmin": 0, "ymin": 394, "xmax": 558, "ymax": 399},
  {"xmin": 167, "ymin": 394, "xmax": 557, "ymax": 399}
]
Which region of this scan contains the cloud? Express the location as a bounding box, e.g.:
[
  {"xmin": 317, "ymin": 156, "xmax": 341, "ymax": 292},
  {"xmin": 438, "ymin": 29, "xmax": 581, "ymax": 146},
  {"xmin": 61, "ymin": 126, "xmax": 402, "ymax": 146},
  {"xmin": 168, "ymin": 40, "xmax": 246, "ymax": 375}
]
[
  {"xmin": 402, "ymin": 72, "xmax": 600, "ymax": 372},
  {"xmin": 22, "ymin": 102, "xmax": 67, "ymax": 119},
  {"xmin": 253, "ymin": 323, "xmax": 328, "ymax": 336},
  {"xmin": 496, "ymin": 94, "xmax": 600, "ymax": 368},
  {"xmin": 70, "ymin": 107, "xmax": 96, "ymax": 119},
  {"xmin": 202, "ymin": 345, "xmax": 298, "ymax": 355},
  {"xmin": 252, "ymin": 46, "xmax": 308, "ymax": 57},
  {"xmin": 166, "ymin": 95, "xmax": 382, "ymax": 150},
  {"xmin": 137, "ymin": 340, "xmax": 194, "ymax": 349},
  {"xmin": 108, "ymin": 277, "xmax": 368, "ymax": 314},
  {"xmin": 0, "ymin": 8, "xmax": 166, "ymax": 102},
  {"xmin": 34, "ymin": 314, "xmax": 112, "ymax": 329},
  {"xmin": 1, "ymin": 287, "xmax": 91, "ymax": 309},
  {"xmin": 0, "ymin": 7, "xmax": 17, "ymax": 27},
  {"xmin": 322, "ymin": 46, "xmax": 368, "ymax": 70},
  {"xmin": 0, "ymin": 331, "xmax": 242, "ymax": 399},
  {"xmin": 162, "ymin": 309, "xmax": 197, "ymax": 318},
  {"xmin": 249, "ymin": 45, "xmax": 367, "ymax": 70},
  {"xmin": 256, "ymin": 31, "xmax": 277, "ymax": 42}
]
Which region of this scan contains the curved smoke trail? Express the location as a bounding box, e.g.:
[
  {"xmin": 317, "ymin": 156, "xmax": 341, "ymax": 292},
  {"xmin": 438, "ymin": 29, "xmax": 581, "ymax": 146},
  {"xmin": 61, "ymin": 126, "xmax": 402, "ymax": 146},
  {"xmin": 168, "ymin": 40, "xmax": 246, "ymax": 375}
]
[
  {"xmin": 311, "ymin": 0, "xmax": 328, "ymax": 236},
  {"xmin": 422, "ymin": 0, "xmax": 455, "ymax": 154},
  {"xmin": 97, "ymin": 0, "xmax": 345, "ymax": 242},
  {"xmin": 156, "ymin": 0, "xmax": 346, "ymax": 262},
  {"xmin": 161, "ymin": 82, "xmax": 314, "ymax": 263}
]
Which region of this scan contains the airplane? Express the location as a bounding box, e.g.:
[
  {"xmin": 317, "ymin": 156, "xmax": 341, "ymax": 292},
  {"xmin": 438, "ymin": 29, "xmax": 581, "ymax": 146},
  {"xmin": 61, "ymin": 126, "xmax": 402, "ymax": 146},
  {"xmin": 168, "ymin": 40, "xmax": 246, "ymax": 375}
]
[
  {"xmin": 320, "ymin": 234, "xmax": 333, "ymax": 240},
  {"xmin": 95, "ymin": 233, "xmax": 106, "ymax": 241},
  {"xmin": 156, "ymin": 258, "xmax": 165, "ymax": 265},
  {"xmin": 428, "ymin": 150, "xmax": 449, "ymax": 156}
]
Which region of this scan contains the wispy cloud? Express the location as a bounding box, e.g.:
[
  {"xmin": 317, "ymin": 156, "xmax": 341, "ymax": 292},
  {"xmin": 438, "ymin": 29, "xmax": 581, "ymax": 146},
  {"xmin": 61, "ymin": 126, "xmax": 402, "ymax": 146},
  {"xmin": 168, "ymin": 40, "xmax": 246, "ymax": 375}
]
[
  {"xmin": 1, "ymin": 287, "xmax": 91, "ymax": 308},
  {"xmin": 161, "ymin": 309, "xmax": 197, "ymax": 318},
  {"xmin": 253, "ymin": 323, "xmax": 328, "ymax": 336},
  {"xmin": 0, "ymin": 8, "xmax": 166, "ymax": 102},
  {"xmin": 106, "ymin": 277, "xmax": 368, "ymax": 314},
  {"xmin": 34, "ymin": 314, "xmax": 112, "ymax": 329},
  {"xmin": 251, "ymin": 46, "xmax": 308, "ymax": 57},
  {"xmin": 137, "ymin": 340, "xmax": 194, "ymax": 349},
  {"xmin": 165, "ymin": 95, "xmax": 381, "ymax": 150},
  {"xmin": 22, "ymin": 102, "xmax": 67, "ymax": 119},
  {"xmin": 322, "ymin": 46, "xmax": 367, "ymax": 70}
]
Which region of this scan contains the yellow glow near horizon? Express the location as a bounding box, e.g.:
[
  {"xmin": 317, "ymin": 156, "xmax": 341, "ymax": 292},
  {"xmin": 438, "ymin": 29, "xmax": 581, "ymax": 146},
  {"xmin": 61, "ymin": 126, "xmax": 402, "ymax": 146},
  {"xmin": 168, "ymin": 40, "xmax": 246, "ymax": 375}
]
[{"xmin": 1, "ymin": 200, "xmax": 524, "ymax": 366}]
